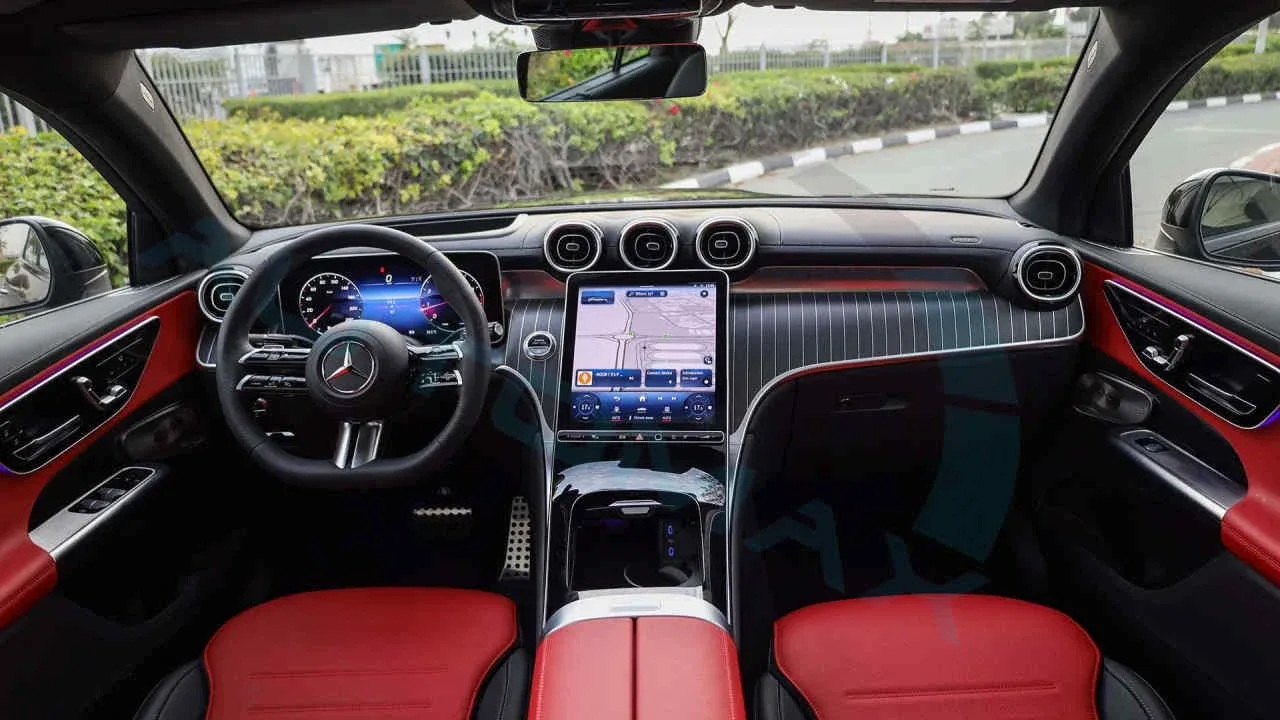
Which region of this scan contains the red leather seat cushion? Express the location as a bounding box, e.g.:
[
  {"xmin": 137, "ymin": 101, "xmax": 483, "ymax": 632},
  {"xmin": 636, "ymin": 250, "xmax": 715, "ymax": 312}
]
[
  {"xmin": 774, "ymin": 594, "xmax": 1101, "ymax": 720},
  {"xmin": 204, "ymin": 588, "xmax": 517, "ymax": 720}
]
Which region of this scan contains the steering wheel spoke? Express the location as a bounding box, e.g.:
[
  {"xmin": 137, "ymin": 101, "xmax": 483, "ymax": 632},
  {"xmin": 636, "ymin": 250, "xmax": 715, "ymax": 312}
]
[
  {"xmin": 407, "ymin": 341, "xmax": 464, "ymax": 391},
  {"xmin": 334, "ymin": 420, "xmax": 384, "ymax": 469}
]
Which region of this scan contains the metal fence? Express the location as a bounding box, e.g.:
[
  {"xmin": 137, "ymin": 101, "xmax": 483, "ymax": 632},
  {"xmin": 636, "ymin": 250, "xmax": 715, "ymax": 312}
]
[
  {"xmin": 0, "ymin": 95, "xmax": 51, "ymax": 135},
  {"xmin": 0, "ymin": 38, "xmax": 1088, "ymax": 130}
]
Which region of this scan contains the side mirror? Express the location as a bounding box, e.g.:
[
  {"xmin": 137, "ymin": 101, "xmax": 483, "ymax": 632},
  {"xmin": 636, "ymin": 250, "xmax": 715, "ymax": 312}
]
[
  {"xmin": 517, "ymin": 43, "xmax": 707, "ymax": 103},
  {"xmin": 0, "ymin": 217, "xmax": 110, "ymax": 316},
  {"xmin": 1160, "ymin": 169, "xmax": 1280, "ymax": 268}
]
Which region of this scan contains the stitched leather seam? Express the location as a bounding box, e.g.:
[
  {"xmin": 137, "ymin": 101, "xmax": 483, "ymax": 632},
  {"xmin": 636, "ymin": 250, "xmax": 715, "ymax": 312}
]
[
  {"xmin": 246, "ymin": 702, "xmax": 434, "ymax": 713},
  {"xmin": 0, "ymin": 562, "xmax": 54, "ymax": 617},
  {"xmin": 720, "ymin": 628, "xmax": 739, "ymax": 720},
  {"xmin": 247, "ymin": 668, "xmax": 448, "ymax": 679},
  {"xmin": 1225, "ymin": 523, "xmax": 1280, "ymax": 577},
  {"xmin": 842, "ymin": 682, "xmax": 1058, "ymax": 700},
  {"xmin": 150, "ymin": 663, "xmax": 199, "ymax": 720},
  {"xmin": 772, "ymin": 623, "xmax": 823, "ymax": 720},
  {"xmin": 1103, "ymin": 664, "xmax": 1155, "ymax": 720},
  {"xmin": 495, "ymin": 652, "xmax": 511, "ymax": 720}
]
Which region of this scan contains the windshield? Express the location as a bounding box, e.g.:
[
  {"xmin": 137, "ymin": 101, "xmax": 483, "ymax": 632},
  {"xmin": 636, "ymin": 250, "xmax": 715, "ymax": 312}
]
[{"xmin": 141, "ymin": 8, "xmax": 1092, "ymax": 228}]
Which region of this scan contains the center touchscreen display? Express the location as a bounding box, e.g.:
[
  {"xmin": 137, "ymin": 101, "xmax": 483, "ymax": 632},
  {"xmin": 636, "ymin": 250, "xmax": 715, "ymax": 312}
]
[{"xmin": 559, "ymin": 271, "xmax": 726, "ymax": 437}]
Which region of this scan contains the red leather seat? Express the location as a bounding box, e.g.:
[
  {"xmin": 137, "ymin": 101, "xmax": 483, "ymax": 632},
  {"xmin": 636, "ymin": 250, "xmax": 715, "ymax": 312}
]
[
  {"xmin": 134, "ymin": 588, "xmax": 527, "ymax": 720},
  {"xmin": 758, "ymin": 594, "xmax": 1174, "ymax": 720}
]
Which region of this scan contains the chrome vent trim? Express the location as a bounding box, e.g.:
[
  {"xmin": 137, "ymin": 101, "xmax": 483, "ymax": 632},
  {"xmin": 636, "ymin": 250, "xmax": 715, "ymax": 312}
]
[
  {"xmin": 197, "ymin": 269, "xmax": 247, "ymax": 323},
  {"xmin": 619, "ymin": 218, "xmax": 679, "ymax": 271},
  {"xmin": 543, "ymin": 220, "xmax": 603, "ymax": 274},
  {"xmin": 1014, "ymin": 243, "xmax": 1082, "ymax": 303},
  {"xmin": 695, "ymin": 217, "xmax": 757, "ymax": 271}
]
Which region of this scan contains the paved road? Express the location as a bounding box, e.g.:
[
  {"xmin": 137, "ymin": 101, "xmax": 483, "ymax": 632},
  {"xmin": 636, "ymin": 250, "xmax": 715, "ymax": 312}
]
[{"xmin": 738, "ymin": 102, "xmax": 1280, "ymax": 248}]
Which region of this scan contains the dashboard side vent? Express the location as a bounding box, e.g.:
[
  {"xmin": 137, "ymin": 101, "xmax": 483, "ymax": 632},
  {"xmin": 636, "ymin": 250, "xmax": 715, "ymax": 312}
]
[
  {"xmin": 197, "ymin": 269, "xmax": 247, "ymax": 323},
  {"xmin": 695, "ymin": 217, "xmax": 757, "ymax": 271},
  {"xmin": 1014, "ymin": 243, "xmax": 1082, "ymax": 303},
  {"xmin": 543, "ymin": 221, "xmax": 603, "ymax": 273},
  {"xmin": 619, "ymin": 218, "xmax": 679, "ymax": 270}
]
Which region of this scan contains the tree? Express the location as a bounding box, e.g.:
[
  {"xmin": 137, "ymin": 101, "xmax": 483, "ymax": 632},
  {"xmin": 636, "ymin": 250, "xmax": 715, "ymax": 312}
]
[
  {"xmin": 1013, "ymin": 11, "xmax": 1055, "ymax": 38},
  {"xmin": 966, "ymin": 19, "xmax": 984, "ymax": 41},
  {"xmin": 487, "ymin": 27, "xmax": 520, "ymax": 49},
  {"xmin": 897, "ymin": 30, "xmax": 926, "ymax": 43},
  {"xmin": 1068, "ymin": 7, "xmax": 1095, "ymax": 23},
  {"xmin": 714, "ymin": 11, "xmax": 737, "ymax": 58},
  {"xmin": 393, "ymin": 30, "xmax": 419, "ymax": 49}
]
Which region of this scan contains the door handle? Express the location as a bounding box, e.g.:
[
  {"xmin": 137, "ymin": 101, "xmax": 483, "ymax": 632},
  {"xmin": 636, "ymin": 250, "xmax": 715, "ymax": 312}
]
[
  {"xmin": 1186, "ymin": 373, "xmax": 1256, "ymax": 417},
  {"xmin": 72, "ymin": 376, "xmax": 128, "ymax": 411}
]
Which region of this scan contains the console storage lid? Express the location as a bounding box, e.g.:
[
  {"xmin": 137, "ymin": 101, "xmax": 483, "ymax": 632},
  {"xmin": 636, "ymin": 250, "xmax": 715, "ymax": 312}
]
[{"xmin": 530, "ymin": 596, "xmax": 745, "ymax": 720}]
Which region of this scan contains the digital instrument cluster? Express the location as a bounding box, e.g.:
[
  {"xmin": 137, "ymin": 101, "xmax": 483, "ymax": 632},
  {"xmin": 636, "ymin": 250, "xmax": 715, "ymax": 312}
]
[{"xmin": 278, "ymin": 251, "xmax": 502, "ymax": 343}]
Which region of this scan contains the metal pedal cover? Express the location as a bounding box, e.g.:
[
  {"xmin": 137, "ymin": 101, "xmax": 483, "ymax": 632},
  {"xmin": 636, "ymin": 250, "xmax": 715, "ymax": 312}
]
[
  {"xmin": 411, "ymin": 506, "xmax": 472, "ymax": 539},
  {"xmin": 500, "ymin": 496, "xmax": 532, "ymax": 581}
]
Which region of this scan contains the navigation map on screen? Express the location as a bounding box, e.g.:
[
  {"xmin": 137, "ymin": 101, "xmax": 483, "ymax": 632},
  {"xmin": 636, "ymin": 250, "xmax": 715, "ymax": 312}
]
[{"xmin": 565, "ymin": 281, "xmax": 718, "ymax": 429}]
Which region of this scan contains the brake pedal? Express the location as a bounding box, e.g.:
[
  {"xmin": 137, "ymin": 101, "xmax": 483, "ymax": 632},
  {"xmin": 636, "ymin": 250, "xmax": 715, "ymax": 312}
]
[{"xmin": 500, "ymin": 496, "xmax": 532, "ymax": 581}]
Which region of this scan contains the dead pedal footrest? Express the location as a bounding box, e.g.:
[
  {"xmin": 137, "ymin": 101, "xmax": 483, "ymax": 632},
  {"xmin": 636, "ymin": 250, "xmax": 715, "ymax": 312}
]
[{"xmin": 500, "ymin": 496, "xmax": 532, "ymax": 581}]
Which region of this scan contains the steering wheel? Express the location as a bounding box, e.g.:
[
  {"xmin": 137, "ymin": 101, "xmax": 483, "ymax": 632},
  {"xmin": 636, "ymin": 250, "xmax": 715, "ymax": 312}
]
[{"xmin": 214, "ymin": 224, "xmax": 492, "ymax": 488}]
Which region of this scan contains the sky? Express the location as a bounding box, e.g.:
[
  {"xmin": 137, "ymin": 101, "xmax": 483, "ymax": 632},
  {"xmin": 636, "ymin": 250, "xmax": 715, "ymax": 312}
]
[{"xmin": 302, "ymin": 8, "xmax": 1035, "ymax": 55}]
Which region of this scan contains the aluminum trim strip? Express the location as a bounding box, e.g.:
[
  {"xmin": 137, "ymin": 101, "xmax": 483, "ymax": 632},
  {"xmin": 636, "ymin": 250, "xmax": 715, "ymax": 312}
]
[
  {"xmin": 543, "ymin": 593, "xmax": 729, "ymax": 636},
  {"xmin": 29, "ymin": 466, "xmax": 158, "ymax": 559}
]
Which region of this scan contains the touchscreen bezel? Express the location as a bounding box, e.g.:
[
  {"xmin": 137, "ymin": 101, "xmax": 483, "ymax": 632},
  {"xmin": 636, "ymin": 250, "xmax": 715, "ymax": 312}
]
[{"xmin": 557, "ymin": 269, "xmax": 729, "ymax": 436}]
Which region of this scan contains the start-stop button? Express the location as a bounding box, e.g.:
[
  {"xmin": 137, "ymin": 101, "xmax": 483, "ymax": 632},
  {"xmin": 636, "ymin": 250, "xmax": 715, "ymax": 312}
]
[{"xmin": 523, "ymin": 331, "xmax": 557, "ymax": 361}]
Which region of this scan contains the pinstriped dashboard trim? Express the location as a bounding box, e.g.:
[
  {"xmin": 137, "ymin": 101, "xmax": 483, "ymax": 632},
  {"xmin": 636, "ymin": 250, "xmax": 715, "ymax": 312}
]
[{"xmin": 504, "ymin": 291, "xmax": 1083, "ymax": 431}]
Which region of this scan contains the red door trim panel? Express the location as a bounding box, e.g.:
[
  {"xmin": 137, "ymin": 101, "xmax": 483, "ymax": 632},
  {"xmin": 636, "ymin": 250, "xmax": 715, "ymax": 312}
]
[
  {"xmin": 1084, "ymin": 263, "xmax": 1280, "ymax": 586},
  {"xmin": 0, "ymin": 291, "xmax": 198, "ymax": 628}
]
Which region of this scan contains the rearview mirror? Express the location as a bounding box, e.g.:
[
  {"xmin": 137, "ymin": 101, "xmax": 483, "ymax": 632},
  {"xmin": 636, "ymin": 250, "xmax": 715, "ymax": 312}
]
[
  {"xmin": 1161, "ymin": 169, "xmax": 1280, "ymax": 268},
  {"xmin": 517, "ymin": 43, "xmax": 707, "ymax": 102}
]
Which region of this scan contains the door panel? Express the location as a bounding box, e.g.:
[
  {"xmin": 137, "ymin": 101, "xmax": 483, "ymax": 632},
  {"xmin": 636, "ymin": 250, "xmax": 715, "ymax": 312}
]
[
  {"xmin": 0, "ymin": 290, "xmax": 198, "ymax": 627},
  {"xmin": 1082, "ymin": 261, "xmax": 1280, "ymax": 583},
  {"xmin": 1034, "ymin": 247, "xmax": 1280, "ymax": 718}
]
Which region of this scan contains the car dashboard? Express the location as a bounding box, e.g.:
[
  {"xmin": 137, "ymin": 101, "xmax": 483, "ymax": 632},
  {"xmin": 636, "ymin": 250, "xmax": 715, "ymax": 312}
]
[{"xmin": 194, "ymin": 204, "xmax": 1087, "ymax": 441}]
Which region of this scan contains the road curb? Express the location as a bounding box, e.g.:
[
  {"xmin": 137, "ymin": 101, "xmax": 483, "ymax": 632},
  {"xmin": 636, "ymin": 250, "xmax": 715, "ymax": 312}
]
[{"xmin": 663, "ymin": 89, "xmax": 1280, "ymax": 190}]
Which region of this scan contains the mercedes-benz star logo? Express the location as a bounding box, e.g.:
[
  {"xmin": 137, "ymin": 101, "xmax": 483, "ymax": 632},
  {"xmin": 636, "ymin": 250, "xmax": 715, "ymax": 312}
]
[{"xmin": 320, "ymin": 341, "xmax": 376, "ymax": 395}]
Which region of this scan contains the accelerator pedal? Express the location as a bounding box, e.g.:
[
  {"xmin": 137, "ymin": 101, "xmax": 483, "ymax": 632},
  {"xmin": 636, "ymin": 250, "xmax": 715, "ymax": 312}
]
[{"xmin": 500, "ymin": 496, "xmax": 532, "ymax": 581}]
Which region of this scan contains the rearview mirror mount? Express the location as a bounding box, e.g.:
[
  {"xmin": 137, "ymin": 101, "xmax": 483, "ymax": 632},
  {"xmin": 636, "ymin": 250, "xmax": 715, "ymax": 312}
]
[{"xmin": 517, "ymin": 43, "xmax": 707, "ymax": 103}]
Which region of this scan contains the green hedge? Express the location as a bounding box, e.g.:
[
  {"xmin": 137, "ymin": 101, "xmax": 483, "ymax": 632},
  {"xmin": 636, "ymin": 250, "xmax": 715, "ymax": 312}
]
[
  {"xmin": 223, "ymin": 79, "xmax": 517, "ymax": 120},
  {"xmin": 973, "ymin": 56, "xmax": 1077, "ymax": 81},
  {"xmin": 1177, "ymin": 52, "xmax": 1280, "ymax": 100},
  {"xmin": 8, "ymin": 49, "xmax": 1280, "ymax": 279},
  {"xmin": 0, "ymin": 131, "xmax": 128, "ymax": 281}
]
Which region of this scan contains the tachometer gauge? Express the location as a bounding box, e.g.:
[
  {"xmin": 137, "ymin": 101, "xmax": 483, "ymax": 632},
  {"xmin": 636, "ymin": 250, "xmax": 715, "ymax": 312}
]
[
  {"xmin": 299, "ymin": 272, "xmax": 363, "ymax": 333},
  {"xmin": 419, "ymin": 271, "xmax": 484, "ymax": 332}
]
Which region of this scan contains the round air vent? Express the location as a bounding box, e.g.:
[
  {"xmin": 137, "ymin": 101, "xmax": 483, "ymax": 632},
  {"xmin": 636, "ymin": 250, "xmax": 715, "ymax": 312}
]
[
  {"xmin": 197, "ymin": 269, "xmax": 247, "ymax": 323},
  {"xmin": 543, "ymin": 221, "xmax": 603, "ymax": 274},
  {"xmin": 695, "ymin": 217, "xmax": 757, "ymax": 271},
  {"xmin": 619, "ymin": 218, "xmax": 678, "ymax": 271},
  {"xmin": 1013, "ymin": 243, "xmax": 1082, "ymax": 303}
]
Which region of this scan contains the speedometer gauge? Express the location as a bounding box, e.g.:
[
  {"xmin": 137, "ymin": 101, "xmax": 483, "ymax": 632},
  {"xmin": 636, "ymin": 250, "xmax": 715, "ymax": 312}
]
[
  {"xmin": 299, "ymin": 272, "xmax": 363, "ymax": 333},
  {"xmin": 419, "ymin": 271, "xmax": 484, "ymax": 332}
]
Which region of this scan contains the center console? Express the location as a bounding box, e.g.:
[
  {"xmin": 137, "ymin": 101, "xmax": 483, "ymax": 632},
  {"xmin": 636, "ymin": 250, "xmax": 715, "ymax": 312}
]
[
  {"xmin": 532, "ymin": 269, "xmax": 742, "ymax": 719},
  {"xmin": 546, "ymin": 270, "xmax": 730, "ymax": 621}
]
